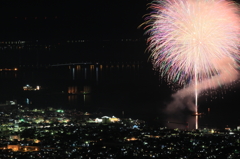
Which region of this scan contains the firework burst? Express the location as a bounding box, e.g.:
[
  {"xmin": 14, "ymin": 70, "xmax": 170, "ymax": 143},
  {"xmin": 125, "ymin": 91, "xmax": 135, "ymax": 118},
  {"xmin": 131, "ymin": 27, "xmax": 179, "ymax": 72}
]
[{"xmin": 143, "ymin": 0, "xmax": 240, "ymax": 86}]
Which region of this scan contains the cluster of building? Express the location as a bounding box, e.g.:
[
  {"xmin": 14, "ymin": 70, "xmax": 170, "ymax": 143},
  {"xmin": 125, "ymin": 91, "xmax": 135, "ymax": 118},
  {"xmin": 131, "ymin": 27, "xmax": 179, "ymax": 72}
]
[{"xmin": 0, "ymin": 104, "xmax": 240, "ymax": 158}]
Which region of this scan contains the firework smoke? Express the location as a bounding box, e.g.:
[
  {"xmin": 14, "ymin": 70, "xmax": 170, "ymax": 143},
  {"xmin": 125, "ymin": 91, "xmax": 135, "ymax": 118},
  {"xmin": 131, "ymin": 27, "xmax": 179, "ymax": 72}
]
[{"xmin": 142, "ymin": 0, "xmax": 240, "ymax": 112}]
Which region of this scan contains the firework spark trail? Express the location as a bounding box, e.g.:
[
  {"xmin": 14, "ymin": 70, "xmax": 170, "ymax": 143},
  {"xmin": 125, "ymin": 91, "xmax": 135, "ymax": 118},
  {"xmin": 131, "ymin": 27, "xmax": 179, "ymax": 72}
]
[
  {"xmin": 166, "ymin": 57, "xmax": 238, "ymax": 112},
  {"xmin": 142, "ymin": 0, "xmax": 240, "ymax": 112}
]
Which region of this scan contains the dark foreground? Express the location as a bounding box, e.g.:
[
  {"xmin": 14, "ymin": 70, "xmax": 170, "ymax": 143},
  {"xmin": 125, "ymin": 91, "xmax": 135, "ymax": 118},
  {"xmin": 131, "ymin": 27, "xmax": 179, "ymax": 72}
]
[{"xmin": 0, "ymin": 106, "xmax": 240, "ymax": 158}]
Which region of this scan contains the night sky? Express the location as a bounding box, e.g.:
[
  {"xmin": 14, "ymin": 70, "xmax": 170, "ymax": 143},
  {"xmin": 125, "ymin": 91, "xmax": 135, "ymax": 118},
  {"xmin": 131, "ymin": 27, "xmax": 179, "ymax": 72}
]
[
  {"xmin": 0, "ymin": 0, "xmax": 239, "ymax": 130},
  {"xmin": 0, "ymin": 0, "xmax": 150, "ymax": 40}
]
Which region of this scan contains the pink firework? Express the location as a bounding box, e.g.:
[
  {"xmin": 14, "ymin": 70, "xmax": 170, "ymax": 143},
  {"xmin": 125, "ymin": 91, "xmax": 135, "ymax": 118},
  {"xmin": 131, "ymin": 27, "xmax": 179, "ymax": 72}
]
[{"xmin": 143, "ymin": 0, "xmax": 240, "ymax": 86}]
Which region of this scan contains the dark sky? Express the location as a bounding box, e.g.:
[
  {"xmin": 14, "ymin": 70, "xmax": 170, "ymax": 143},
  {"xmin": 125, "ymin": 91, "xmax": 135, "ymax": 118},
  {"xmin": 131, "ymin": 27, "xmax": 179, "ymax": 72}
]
[{"xmin": 0, "ymin": 0, "xmax": 150, "ymax": 40}]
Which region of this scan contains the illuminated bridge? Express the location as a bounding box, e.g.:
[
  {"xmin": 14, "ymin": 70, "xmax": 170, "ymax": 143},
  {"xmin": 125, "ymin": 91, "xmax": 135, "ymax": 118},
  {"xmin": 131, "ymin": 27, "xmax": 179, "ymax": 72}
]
[
  {"xmin": 51, "ymin": 62, "xmax": 94, "ymax": 66},
  {"xmin": 18, "ymin": 61, "xmax": 142, "ymax": 68}
]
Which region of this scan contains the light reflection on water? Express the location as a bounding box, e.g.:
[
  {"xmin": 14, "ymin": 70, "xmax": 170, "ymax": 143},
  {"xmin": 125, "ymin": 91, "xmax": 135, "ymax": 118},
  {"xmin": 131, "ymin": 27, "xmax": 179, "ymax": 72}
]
[
  {"xmin": 196, "ymin": 115, "xmax": 198, "ymax": 129},
  {"xmin": 0, "ymin": 63, "xmax": 239, "ymax": 130}
]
